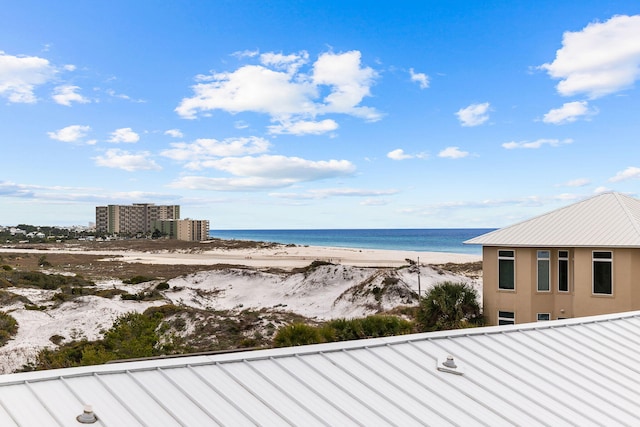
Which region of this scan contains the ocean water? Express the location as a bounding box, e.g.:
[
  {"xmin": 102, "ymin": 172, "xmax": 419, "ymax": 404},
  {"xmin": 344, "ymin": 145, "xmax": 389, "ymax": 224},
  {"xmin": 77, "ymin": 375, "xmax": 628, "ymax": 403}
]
[{"xmin": 209, "ymin": 229, "xmax": 493, "ymax": 255}]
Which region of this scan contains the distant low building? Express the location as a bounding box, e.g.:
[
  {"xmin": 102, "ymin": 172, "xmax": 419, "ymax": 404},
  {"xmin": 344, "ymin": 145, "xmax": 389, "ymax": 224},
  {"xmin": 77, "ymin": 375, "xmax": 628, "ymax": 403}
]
[{"xmin": 152, "ymin": 218, "xmax": 210, "ymax": 241}]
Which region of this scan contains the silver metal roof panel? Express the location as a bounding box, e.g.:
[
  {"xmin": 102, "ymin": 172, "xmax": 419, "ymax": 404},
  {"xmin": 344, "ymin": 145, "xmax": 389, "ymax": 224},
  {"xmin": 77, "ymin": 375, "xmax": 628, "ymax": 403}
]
[{"xmin": 1, "ymin": 311, "xmax": 640, "ymax": 426}]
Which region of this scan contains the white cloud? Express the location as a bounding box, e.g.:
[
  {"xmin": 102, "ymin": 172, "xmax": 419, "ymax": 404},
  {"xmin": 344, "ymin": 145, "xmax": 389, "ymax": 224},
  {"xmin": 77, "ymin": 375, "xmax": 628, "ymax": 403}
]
[
  {"xmin": 387, "ymin": 148, "xmax": 427, "ymax": 160},
  {"xmin": 540, "ymin": 15, "xmax": 640, "ymax": 98},
  {"xmin": 0, "ymin": 51, "xmax": 56, "ymax": 103},
  {"xmin": 560, "ymin": 178, "xmax": 591, "ymax": 187},
  {"xmin": 52, "ymin": 85, "xmax": 89, "ymax": 106},
  {"xmin": 542, "ymin": 101, "xmax": 596, "ymax": 124},
  {"xmin": 438, "ymin": 146, "xmax": 469, "ymax": 159},
  {"xmin": 200, "ymin": 155, "xmax": 355, "ymax": 181},
  {"xmin": 409, "ymin": 68, "xmax": 429, "ymax": 89},
  {"xmin": 168, "ymin": 176, "xmax": 294, "ymax": 191},
  {"xmin": 270, "ymin": 188, "xmax": 398, "ymax": 199},
  {"xmin": 502, "ymin": 138, "xmax": 573, "ymax": 149},
  {"xmin": 260, "ymin": 51, "xmax": 309, "ymax": 74},
  {"xmin": 609, "ymin": 166, "xmax": 640, "ymax": 182},
  {"xmin": 109, "ymin": 127, "xmax": 140, "ymax": 143},
  {"xmin": 164, "ymin": 129, "xmax": 183, "ymax": 138},
  {"xmin": 455, "ymin": 102, "xmax": 490, "ymax": 126},
  {"xmin": 161, "ymin": 136, "xmax": 270, "ymax": 167},
  {"xmin": 94, "ymin": 149, "xmax": 161, "ymax": 171},
  {"xmin": 268, "ymin": 119, "xmax": 338, "ymax": 135},
  {"xmin": 47, "ymin": 125, "xmax": 91, "ymax": 143},
  {"xmin": 105, "ymin": 89, "xmax": 146, "ymax": 103},
  {"xmin": 176, "ymin": 50, "xmax": 381, "ymax": 123}
]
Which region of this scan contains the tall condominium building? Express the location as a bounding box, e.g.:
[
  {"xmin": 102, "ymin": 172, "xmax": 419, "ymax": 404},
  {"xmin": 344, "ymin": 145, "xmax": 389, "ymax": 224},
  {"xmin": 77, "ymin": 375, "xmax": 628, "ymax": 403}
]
[
  {"xmin": 95, "ymin": 203, "xmax": 180, "ymax": 235},
  {"xmin": 152, "ymin": 219, "xmax": 210, "ymax": 241}
]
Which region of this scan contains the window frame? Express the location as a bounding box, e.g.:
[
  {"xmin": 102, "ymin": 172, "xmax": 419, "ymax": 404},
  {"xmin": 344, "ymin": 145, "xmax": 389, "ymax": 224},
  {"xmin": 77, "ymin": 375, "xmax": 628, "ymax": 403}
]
[
  {"xmin": 537, "ymin": 313, "xmax": 550, "ymax": 321},
  {"xmin": 498, "ymin": 249, "xmax": 515, "ymax": 291},
  {"xmin": 592, "ymin": 251, "xmax": 613, "ymax": 295},
  {"xmin": 498, "ymin": 310, "xmax": 515, "ymax": 325},
  {"xmin": 537, "ymin": 250, "xmax": 551, "ymax": 292},
  {"xmin": 558, "ymin": 250, "xmax": 569, "ymax": 293}
]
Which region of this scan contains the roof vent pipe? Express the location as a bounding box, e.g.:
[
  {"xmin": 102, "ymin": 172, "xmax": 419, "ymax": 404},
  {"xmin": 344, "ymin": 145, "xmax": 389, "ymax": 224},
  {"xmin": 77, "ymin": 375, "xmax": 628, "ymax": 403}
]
[
  {"xmin": 437, "ymin": 355, "xmax": 464, "ymax": 375},
  {"xmin": 76, "ymin": 405, "xmax": 98, "ymax": 424}
]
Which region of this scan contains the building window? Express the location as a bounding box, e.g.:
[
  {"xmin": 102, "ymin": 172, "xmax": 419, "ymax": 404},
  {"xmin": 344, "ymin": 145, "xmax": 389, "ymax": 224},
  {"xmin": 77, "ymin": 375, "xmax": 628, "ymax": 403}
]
[
  {"xmin": 537, "ymin": 313, "xmax": 550, "ymax": 321},
  {"xmin": 558, "ymin": 250, "xmax": 569, "ymax": 292},
  {"xmin": 593, "ymin": 251, "xmax": 612, "ymax": 295},
  {"xmin": 498, "ymin": 250, "xmax": 515, "ymax": 290},
  {"xmin": 537, "ymin": 250, "xmax": 550, "ymax": 292},
  {"xmin": 498, "ymin": 311, "xmax": 515, "ymax": 325}
]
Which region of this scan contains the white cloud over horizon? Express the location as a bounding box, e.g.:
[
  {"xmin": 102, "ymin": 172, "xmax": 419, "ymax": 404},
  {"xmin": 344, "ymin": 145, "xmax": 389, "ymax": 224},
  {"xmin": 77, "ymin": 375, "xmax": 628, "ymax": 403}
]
[
  {"xmin": 161, "ymin": 136, "xmax": 271, "ymax": 168},
  {"xmin": 502, "ymin": 138, "xmax": 573, "ymax": 149},
  {"xmin": 268, "ymin": 119, "xmax": 339, "ymax": 135},
  {"xmin": 409, "ymin": 68, "xmax": 429, "ymax": 89},
  {"xmin": 455, "ymin": 102, "xmax": 490, "ymax": 127},
  {"xmin": 387, "ymin": 148, "xmax": 428, "ymax": 160},
  {"xmin": 175, "ymin": 50, "xmax": 381, "ymax": 134},
  {"xmin": 164, "ymin": 129, "xmax": 183, "ymax": 138},
  {"xmin": 540, "ymin": 14, "xmax": 640, "ymax": 99},
  {"xmin": 52, "ymin": 85, "xmax": 89, "ymax": 106},
  {"xmin": 609, "ymin": 166, "xmax": 640, "ymax": 182},
  {"xmin": 0, "ymin": 51, "xmax": 57, "ymax": 103},
  {"xmin": 94, "ymin": 149, "xmax": 161, "ymax": 171},
  {"xmin": 108, "ymin": 127, "xmax": 140, "ymax": 143},
  {"xmin": 47, "ymin": 125, "xmax": 92, "ymax": 143},
  {"xmin": 438, "ymin": 146, "xmax": 469, "ymax": 159},
  {"xmin": 543, "ymin": 101, "xmax": 596, "ymax": 124}
]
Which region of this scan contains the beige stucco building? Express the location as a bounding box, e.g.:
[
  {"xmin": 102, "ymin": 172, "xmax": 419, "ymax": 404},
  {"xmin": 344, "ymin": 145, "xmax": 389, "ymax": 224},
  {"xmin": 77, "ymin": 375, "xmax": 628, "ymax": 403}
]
[
  {"xmin": 152, "ymin": 219, "xmax": 210, "ymax": 241},
  {"xmin": 466, "ymin": 192, "xmax": 640, "ymax": 325}
]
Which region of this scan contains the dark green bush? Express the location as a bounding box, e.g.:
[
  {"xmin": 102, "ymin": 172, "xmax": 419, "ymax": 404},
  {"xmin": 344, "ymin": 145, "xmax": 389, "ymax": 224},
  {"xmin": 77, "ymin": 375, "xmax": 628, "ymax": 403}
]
[{"xmin": 416, "ymin": 281, "xmax": 484, "ymax": 332}]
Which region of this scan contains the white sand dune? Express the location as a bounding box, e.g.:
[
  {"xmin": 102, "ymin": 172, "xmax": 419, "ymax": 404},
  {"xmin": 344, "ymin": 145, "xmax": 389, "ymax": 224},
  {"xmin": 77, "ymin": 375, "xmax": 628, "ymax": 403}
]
[{"xmin": 0, "ymin": 245, "xmax": 481, "ymax": 373}]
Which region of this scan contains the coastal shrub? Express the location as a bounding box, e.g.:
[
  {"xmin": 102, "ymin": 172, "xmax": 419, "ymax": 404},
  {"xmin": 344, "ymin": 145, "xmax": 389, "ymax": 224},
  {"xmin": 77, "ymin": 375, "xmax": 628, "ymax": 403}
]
[
  {"xmin": 326, "ymin": 315, "xmax": 412, "ymax": 340},
  {"xmin": 416, "ymin": 281, "xmax": 484, "ymax": 332},
  {"xmin": 5, "ymin": 271, "xmax": 94, "ymax": 290},
  {"xmin": 291, "ymin": 260, "xmax": 334, "ymax": 274},
  {"xmin": 122, "ymin": 275, "xmax": 156, "ymax": 284},
  {"xmin": 273, "ymin": 323, "xmax": 322, "ymax": 347},
  {"xmin": 29, "ymin": 311, "xmax": 167, "ymax": 369},
  {"xmin": 0, "ymin": 312, "xmax": 18, "ymax": 346},
  {"xmin": 155, "ymin": 282, "xmax": 170, "ymax": 290},
  {"xmin": 1, "ymin": 265, "xmax": 12, "ymax": 271},
  {"xmin": 274, "ymin": 315, "xmax": 413, "ymax": 348},
  {"xmin": 120, "ymin": 290, "xmax": 163, "ymax": 301}
]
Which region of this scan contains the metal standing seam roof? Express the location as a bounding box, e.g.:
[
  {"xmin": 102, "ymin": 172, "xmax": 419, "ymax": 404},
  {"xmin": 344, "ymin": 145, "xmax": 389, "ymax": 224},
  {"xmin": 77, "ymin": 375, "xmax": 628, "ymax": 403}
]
[
  {"xmin": 464, "ymin": 192, "xmax": 640, "ymax": 247},
  {"xmin": 1, "ymin": 310, "xmax": 640, "ymax": 426}
]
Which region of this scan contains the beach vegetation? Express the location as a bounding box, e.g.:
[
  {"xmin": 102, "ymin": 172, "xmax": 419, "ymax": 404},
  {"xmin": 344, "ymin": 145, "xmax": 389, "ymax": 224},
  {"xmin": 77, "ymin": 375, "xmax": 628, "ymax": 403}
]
[
  {"xmin": 416, "ymin": 281, "xmax": 484, "ymax": 332},
  {"xmin": 0, "ymin": 312, "xmax": 18, "ymax": 347},
  {"xmin": 273, "ymin": 323, "xmax": 321, "ymax": 347},
  {"xmin": 122, "ymin": 275, "xmax": 157, "ymax": 284},
  {"xmin": 274, "ymin": 315, "xmax": 413, "ymax": 347}
]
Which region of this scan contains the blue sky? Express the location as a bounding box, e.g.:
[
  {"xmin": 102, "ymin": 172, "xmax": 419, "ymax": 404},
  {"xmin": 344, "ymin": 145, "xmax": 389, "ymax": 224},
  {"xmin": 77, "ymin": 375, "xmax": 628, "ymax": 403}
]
[{"xmin": 2, "ymin": 1, "xmax": 640, "ymax": 229}]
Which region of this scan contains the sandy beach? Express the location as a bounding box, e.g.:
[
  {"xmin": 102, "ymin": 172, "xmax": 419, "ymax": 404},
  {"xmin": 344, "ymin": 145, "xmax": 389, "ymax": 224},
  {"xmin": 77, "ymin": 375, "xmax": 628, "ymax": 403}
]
[{"xmin": 0, "ymin": 243, "xmax": 480, "ymax": 269}]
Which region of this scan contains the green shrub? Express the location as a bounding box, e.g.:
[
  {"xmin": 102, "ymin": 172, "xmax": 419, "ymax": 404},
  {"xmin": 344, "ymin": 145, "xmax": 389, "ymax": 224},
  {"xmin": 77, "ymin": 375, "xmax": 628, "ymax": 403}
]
[
  {"xmin": 155, "ymin": 282, "xmax": 170, "ymax": 290},
  {"xmin": 416, "ymin": 281, "xmax": 484, "ymax": 332},
  {"xmin": 122, "ymin": 275, "xmax": 156, "ymax": 284},
  {"xmin": 0, "ymin": 312, "xmax": 18, "ymax": 346},
  {"xmin": 273, "ymin": 323, "xmax": 322, "ymax": 347}
]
